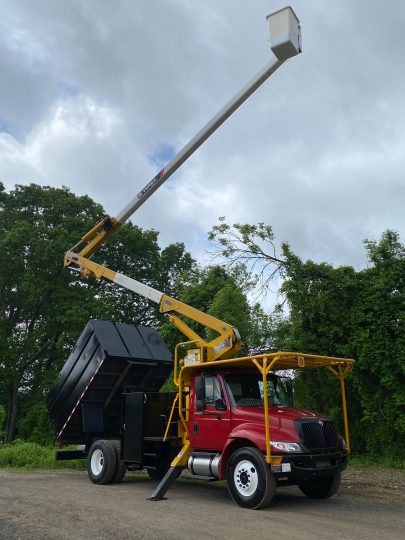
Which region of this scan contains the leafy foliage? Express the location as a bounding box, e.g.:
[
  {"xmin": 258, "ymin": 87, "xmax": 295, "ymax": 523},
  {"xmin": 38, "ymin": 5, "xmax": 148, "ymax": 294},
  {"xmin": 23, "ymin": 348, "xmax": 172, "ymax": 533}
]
[
  {"xmin": 17, "ymin": 402, "xmax": 55, "ymax": 446},
  {"xmin": 0, "ymin": 405, "xmax": 5, "ymax": 441},
  {"xmin": 2, "ymin": 183, "xmax": 403, "ymax": 462},
  {"xmin": 210, "ymin": 219, "xmax": 405, "ymax": 456},
  {"xmin": 280, "ymin": 231, "xmax": 405, "ymax": 455},
  {"xmin": 208, "ymin": 218, "xmax": 286, "ymax": 294},
  {"xmin": 0, "ymin": 441, "xmax": 85, "ymax": 470},
  {"xmin": 0, "ymin": 182, "xmax": 193, "ymax": 442}
]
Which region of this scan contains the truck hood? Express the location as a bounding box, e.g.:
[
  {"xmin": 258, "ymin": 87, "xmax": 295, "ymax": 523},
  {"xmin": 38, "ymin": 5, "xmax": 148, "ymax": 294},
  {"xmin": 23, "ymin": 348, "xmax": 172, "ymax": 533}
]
[
  {"xmin": 232, "ymin": 405, "xmax": 323, "ymax": 422},
  {"xmin": 230, "ymin": 405, "xmax": 327, "ymax": 444}
]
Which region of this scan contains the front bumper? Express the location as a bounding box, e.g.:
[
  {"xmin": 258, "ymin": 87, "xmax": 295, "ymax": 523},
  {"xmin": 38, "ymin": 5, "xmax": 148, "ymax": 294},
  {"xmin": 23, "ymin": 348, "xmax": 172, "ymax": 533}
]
[{"xmin": 271, "ymin": 450, "xmax": 347, "ymax": 484}]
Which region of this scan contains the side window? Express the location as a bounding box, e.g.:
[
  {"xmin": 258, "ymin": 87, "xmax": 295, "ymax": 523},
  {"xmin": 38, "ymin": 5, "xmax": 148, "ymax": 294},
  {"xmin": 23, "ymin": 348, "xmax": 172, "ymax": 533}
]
[
  {"xmin": 204, "ymin": 376, "xmax": 224, "ymax": 406},
  {"xmin": 205, "ymin": 376, "xmax": 214, "ymax": 405}
]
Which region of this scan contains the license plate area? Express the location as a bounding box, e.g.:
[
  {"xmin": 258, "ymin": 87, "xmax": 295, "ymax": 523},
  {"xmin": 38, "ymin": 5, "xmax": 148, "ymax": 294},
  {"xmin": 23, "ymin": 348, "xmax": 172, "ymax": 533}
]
[{"xmin": 315, "ymin": 459, "xmax": 330, "ymax": 468}]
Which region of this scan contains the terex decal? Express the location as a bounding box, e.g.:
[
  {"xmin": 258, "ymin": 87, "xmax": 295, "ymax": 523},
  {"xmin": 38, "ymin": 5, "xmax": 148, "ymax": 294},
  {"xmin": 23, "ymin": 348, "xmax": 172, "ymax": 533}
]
[{"xmin": 137, "ymin": 169, "xmax": 165, "ymax": 200}]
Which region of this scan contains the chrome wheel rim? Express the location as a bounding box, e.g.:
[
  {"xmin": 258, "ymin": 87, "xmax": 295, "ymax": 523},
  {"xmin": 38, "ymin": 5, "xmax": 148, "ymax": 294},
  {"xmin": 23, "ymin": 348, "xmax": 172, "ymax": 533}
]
[
  {"xmin": 234, "ymin": 459, "xmax": 258, "ymax": 496},
  {"xmin": 91, "ymin": 448, "xmax": 104, "ymax": 476}
]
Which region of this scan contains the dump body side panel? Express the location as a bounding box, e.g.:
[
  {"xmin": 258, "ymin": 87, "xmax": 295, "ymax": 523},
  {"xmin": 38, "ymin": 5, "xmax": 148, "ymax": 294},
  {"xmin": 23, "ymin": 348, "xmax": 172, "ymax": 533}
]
[{"xmin": 46, "ymin": 320, "xmax": 172, "ymax": 444}]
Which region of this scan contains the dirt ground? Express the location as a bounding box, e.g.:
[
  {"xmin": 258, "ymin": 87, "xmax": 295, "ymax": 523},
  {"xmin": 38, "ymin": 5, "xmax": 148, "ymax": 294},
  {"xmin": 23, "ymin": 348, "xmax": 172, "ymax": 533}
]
[{"xmin": 0, "ymin": 465, "xmax": 404, "ymax": 540}]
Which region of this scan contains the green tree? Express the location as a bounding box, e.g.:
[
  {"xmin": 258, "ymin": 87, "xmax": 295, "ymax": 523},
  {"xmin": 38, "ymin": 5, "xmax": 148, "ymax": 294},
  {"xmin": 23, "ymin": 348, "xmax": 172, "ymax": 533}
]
[
  {"xmin": 280, "ymin": 232, "xmax": 405, "ymax": 455},
  {"xmin": 0, "ymin": 404, "xmax": 5, "ymax": 441},
  {"xmin": 208, "ymin": 284, "xmax": 251, "ymax": 342},
  {"xmin": 0, "ymin": 182, "xmax": 194, "ymax": 443},
  {"xmin": 0, "ymin": 182, "xmax": 107, "ymax": 442},
  {"xmin": 160, "ymin": 264, "xmax": 273, "ymax": 362},
  {"xmin": 208, "ymin": 218, "xmax": 285, "ymax": 294},
  {"xmin": 350, "ymin": 232, "xmax": 405, "ymax": 454},
  {"xmin": 209, "ymin": 219, "xmax": 405, "ymax": 456}
]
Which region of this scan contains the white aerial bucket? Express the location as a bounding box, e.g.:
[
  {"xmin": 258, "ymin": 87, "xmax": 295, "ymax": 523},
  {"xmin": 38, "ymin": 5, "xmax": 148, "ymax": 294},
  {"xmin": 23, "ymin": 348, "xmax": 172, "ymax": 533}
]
[{"xmin": 267, "ymin": 6, "xmax": 301, "ymax": 61}]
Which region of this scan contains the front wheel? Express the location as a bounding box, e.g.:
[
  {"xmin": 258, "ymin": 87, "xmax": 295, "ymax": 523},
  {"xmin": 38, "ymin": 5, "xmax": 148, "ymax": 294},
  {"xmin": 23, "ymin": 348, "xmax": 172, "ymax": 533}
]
[
  {"xmin": 226, "ymin": 447, "xmax": 276, "ymax": 509},
  {"xmin": 298, "ymin": 472, "xmax": 341, "ymax": 499}
]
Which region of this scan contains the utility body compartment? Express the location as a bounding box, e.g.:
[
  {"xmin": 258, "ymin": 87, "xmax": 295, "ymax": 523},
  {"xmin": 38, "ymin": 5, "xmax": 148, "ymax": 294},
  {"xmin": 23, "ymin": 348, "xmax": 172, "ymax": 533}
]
[{"xmin": 121, "ymin": 391, "xmax": 180, "ymax": 473}]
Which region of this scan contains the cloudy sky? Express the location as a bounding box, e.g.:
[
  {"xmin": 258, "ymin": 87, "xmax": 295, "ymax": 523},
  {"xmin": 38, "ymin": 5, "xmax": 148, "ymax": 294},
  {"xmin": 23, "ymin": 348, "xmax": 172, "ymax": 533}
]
[{"xmin": 1, "ymin": 0, "xmax": 404, "ymax": 278}]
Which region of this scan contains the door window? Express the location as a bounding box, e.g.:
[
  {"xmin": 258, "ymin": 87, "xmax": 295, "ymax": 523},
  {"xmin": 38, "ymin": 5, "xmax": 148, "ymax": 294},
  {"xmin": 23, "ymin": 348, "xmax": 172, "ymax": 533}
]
[{"xmin": 197, "ymin": 376, "xmax": 224, "ymax": 407}]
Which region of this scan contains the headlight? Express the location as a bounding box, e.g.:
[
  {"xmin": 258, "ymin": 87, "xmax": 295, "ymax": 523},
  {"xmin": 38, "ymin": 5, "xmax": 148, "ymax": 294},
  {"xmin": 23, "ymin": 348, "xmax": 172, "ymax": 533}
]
[{"xmin": 271, "ymin": 441, "xmax": 302, "ymax": 453}]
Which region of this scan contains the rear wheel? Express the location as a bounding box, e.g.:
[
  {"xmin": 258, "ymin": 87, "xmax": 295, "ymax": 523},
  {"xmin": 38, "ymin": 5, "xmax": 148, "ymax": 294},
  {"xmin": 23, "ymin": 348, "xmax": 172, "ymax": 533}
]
[
  {"xmin": 298, "ymin": 472, "xmax": 341, "ymax": 499},
  {"xmin": 226, "ymin": 447, "xmax": 276, "ymax": 509},
  {"xmin": 87, "ymin": 440, "xmax": 117, "ymax": 485}
]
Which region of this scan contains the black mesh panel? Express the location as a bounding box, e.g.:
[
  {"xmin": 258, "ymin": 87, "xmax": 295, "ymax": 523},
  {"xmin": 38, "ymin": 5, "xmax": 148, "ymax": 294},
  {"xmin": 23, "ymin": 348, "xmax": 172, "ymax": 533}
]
[{"xmin": 299, "ymin": 420, "xmax": 338, "ymax": 450}]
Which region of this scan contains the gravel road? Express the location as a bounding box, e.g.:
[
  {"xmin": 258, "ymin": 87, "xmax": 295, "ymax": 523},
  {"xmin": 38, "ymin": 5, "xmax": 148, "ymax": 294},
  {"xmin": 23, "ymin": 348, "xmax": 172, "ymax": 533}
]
[{"xmin": 0, "ymin": 466, "xmax": 404, "ymax": 540}]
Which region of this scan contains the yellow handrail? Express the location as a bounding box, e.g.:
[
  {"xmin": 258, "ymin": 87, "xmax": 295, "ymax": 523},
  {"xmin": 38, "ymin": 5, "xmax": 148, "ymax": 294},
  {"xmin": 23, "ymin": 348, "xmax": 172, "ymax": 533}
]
[
  {"xmin": 174, "ymin": 339, "xmax": 203, "ymax": 386},
  {"xmin": 163, "ymin": 394, "xmax": 179, "ymax": 442}
]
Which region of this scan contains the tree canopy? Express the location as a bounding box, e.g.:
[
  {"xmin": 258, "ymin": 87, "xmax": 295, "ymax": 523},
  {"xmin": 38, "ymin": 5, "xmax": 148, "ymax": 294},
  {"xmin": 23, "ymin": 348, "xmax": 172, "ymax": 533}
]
[
  {"xmin": 210, "ymin": 219, "xmax": 405, "ymax": 456},
  {"xmin": 0, "ymin": 182, "xmax": 193, "ymax": 442},
  {"xmin": 160, "ymin": 264, "xmax": 275, "ymax": 356},
  {"xmin": 1, "ymin": 184, "xmax": 403, "ymax": 459}
]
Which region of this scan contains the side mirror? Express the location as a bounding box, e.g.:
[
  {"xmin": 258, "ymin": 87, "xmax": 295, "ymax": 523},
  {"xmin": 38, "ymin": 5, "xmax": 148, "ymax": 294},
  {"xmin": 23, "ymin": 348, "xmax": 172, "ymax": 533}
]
[
  {"xmin": 195, "ymin": 376, "xmax": 206, "ymax": 411},
  {"xmin": 215, "ymin": 398, "xmax": 227, "ymax": 412},
  {"xmin": 196, "ymin": 400, "xmax": 204, "ymax": 412}
]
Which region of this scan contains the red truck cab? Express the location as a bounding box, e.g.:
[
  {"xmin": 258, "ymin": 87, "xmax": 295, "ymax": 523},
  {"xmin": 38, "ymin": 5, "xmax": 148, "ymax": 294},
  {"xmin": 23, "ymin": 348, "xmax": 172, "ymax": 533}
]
[{"xmin": 186, "ymin": 369, "xmax": 347, "ymax": 508}]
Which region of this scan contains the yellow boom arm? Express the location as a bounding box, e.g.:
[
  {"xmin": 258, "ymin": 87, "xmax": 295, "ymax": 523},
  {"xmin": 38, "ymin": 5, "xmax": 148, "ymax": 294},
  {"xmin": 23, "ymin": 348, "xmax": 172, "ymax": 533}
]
[
  {"xmin": 65, "ymin": 251, "xmax": 241, "ymax": 363},
  {"xmin": 64, "ymin": 8, "xmax": 302, "ymax": 362}
]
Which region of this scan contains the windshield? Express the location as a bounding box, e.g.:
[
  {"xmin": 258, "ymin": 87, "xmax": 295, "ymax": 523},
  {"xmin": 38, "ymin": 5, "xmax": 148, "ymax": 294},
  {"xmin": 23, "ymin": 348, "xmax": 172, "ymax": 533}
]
[{"xmin": 224, "ymin": 373, "xmax": 291, "ymax": 407}]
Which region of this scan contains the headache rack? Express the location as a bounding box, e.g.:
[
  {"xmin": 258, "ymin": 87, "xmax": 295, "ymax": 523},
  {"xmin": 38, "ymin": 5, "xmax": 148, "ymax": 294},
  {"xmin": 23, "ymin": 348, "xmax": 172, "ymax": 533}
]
[{"xmin": 178, "ymin": 351, "xmax": 355, "ymax": 464}]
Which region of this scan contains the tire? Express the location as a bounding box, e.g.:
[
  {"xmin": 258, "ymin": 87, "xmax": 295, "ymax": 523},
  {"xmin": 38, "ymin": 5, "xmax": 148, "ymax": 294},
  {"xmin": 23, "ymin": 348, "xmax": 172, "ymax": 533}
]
[
  {"xmin": 298, "ymin": 472, "xmax": 341, "ymax": 499},
  {"xmin": 87, "ymin": 440, "xmax": 117, "ymax": 485},
  {"xmin": 111, "ymin": 440, "xmax": 126, "ymax": 484},
  {"xmin": 226, "ymin": 447, "xmax": 276, "ymax": 509}
]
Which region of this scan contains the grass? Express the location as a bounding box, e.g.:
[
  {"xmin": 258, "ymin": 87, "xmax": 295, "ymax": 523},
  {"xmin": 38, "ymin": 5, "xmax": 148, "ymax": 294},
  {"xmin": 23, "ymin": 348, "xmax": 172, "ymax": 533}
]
[
  {"xmin": 1, "ymin": 441, "xmax": 403, "ymax": 472},
  {"xmin": 0, "ymin": 441, "xmax": 86, "ymax": 470},
  {"xmin": 349, "ymin": 454, "xmax": 404, "ymax": 470}
]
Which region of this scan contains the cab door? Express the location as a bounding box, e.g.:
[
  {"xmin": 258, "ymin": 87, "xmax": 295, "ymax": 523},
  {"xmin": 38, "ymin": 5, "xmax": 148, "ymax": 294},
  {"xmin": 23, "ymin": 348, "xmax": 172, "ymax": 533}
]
[{"xmin": 190, "ymin": 375, "xmax": 231, "ymax": 451}]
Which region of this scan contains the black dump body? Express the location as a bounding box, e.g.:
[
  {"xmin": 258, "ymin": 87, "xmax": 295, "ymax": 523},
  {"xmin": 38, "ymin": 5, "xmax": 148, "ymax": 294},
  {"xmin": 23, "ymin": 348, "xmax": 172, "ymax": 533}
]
[{"xmin": 46, "ymin": 320, "xmax": 172, "ymax": 445}]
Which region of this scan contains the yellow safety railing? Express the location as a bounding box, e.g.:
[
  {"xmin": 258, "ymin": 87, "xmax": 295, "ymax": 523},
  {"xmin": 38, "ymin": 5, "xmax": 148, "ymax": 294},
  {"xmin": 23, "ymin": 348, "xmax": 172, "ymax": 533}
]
[
  {"xmin": 179, "ymin": 352, "xmax": 355, "ymax": 464},
  {"xmin": 174, "ymin": 339, "xmax": 203, "ymax": 386}
]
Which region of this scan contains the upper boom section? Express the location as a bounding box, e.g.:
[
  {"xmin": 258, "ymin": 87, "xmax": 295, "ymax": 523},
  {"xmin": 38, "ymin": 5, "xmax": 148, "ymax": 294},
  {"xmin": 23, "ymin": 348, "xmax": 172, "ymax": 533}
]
[{"xmin": 66, "ymin": 7, "xmax": 301, "ymax": 264}]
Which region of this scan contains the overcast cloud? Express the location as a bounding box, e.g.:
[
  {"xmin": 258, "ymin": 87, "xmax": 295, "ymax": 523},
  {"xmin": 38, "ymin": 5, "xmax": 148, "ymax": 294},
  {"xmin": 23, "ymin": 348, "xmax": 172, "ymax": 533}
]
[{"xmin": 1, "ymin": 0, "xmax": 404, "ymax": 278}]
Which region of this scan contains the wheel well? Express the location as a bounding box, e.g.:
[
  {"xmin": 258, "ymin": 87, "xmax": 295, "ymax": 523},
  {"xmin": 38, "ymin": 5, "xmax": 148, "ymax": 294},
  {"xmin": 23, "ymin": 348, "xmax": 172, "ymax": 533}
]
[{"xmin": 220, "ymin": 438, "xmax": 259, "ymax": 479}]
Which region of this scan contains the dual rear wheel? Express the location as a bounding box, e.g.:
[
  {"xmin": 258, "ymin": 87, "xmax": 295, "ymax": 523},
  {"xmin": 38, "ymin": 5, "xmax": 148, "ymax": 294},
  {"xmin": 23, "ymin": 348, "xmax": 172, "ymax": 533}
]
[{"xmin": 87, "ymin": 439, "xmax": 126, "ymax": 485}]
